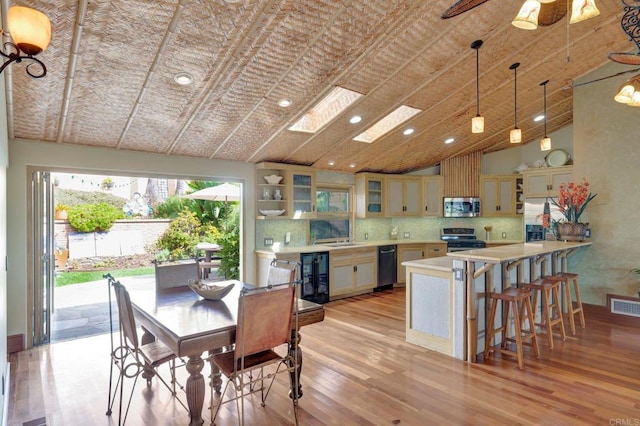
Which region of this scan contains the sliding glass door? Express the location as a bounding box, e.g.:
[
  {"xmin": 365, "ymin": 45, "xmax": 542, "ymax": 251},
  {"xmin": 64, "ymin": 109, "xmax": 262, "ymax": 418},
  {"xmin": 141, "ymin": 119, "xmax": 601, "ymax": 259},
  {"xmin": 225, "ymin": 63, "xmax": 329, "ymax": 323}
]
[{"xmin": 30, "ymin": 169, "xmax": 54, "ymax": 346}]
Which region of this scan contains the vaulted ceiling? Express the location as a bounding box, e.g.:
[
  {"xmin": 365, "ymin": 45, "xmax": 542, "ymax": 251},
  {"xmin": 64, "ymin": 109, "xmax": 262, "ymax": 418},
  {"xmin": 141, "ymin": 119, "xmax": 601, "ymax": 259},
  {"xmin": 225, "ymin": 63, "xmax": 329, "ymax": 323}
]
[{"xmin": 4, "ymin": 0, "xmax": 634, "ymax": 173}]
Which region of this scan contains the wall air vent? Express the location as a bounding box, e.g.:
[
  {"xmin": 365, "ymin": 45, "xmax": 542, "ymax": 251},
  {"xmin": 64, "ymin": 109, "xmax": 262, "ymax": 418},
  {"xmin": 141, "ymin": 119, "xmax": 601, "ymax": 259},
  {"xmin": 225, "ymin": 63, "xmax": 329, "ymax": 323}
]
[{"xmin": 610, "ymin": 297, "xmax": 640, "ymax": 317}]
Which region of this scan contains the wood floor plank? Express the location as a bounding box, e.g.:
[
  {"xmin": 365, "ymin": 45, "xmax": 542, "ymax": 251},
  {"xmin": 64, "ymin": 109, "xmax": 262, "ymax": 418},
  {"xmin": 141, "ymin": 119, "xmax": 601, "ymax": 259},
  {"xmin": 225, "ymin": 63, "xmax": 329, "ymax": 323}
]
[{"xmin": 8, "ymin": 288, "xmax": 640, "ymax": 425}]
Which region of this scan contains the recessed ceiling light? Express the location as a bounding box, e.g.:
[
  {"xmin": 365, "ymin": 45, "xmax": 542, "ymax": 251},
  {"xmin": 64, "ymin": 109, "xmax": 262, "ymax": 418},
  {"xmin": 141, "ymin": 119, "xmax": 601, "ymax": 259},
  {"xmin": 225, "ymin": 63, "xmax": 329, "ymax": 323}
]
[
  {"xmin": 349, "ymin": 163, "xmax": 356, "ymax": 168},
  {"xmin": 349, "ymin": 115, "xmax": 362, "ymax": 124},
  {"xmin": 174, "ymin": 72, "xmax": 194, "ymax": 85},
  {"xmin": 445, "ymin": 137, "xmax": 455, "ymax": 144},
  {"xmin": 278, "ymin": 99, "xmax": 292, "ymax": 108},
  {"xmin": 403, "ymin": 128, "xmax": 414, "ymax": 136},
  {"xmin": 328, "ymin": 160, "xmax": 335, "ymax": 166},
  {"xmin": 534, "ymin": 114, "xmax": 545, "ymax": 122}
]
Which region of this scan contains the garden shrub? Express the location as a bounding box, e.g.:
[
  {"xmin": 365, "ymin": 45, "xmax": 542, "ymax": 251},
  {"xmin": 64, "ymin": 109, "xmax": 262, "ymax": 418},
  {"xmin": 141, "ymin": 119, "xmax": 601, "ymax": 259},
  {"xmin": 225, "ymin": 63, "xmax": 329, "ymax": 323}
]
[
  {"xmin": 67, "ymin": 202, "xmax": 125, "ymax": 233},
  {"xmin": 154, "ymin": 210, "xmax": 205, "ymax": 261}
]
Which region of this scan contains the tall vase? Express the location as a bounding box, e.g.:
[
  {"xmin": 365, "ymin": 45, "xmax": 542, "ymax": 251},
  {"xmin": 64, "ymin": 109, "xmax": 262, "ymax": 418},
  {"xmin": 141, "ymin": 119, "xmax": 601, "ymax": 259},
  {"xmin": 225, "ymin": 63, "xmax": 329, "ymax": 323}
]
[{"xmin": 557, "ymin": 222, "xmax": 588, "ymax": 241}]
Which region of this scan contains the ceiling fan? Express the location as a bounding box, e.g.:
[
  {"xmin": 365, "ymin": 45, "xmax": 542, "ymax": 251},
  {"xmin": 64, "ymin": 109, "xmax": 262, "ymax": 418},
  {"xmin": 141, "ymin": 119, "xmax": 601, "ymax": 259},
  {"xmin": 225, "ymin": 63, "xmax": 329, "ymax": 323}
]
[{"xmin": 441, "ymin": 0, "xmax": 568, "ymax": 26}]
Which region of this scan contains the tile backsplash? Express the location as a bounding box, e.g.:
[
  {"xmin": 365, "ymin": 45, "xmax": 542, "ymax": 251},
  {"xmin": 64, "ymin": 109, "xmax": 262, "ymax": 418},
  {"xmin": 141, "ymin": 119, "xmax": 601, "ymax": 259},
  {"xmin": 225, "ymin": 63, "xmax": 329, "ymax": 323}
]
[{"xmin": 255, "ymin": 216, "xmax": 523, "ymax": 249}]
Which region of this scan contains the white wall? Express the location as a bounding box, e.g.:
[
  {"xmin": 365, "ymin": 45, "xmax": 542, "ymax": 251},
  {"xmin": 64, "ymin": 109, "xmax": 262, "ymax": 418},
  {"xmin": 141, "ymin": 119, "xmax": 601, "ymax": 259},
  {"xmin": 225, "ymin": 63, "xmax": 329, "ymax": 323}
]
[
  {"xmin": 7, "ymin": 139, "xmax": 255, "ymax": 343},
  {"xmin": 481, "ymin": 125, "xmax": 574, "ymax": 175},
  {"xmin": 572, "ymin": 61, "xmax": 640, "ymax": 304}
]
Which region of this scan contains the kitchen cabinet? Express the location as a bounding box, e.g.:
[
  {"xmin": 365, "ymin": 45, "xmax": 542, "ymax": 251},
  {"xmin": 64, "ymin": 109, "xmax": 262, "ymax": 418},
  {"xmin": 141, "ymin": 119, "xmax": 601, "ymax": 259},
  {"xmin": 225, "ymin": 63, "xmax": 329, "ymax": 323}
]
[
  {"xmin": 355, "ymin": 173, "xmax": 385, "ymax": 218},
  {"xmin": 422, "ymin": 176, "xmax": 444, "ymax": 217},
  {"xmin": 255, "ymin": 163, "xmax": 316, "ymax": 219},
  {"xmin": 396, "ymin": 242, "xmax": 446, "ymax": 285},
  {"xmin": 329, "ymin": 247, "xmax": 377, "ymax": 298},
  {"xmin": 289, "ymin": 169, "xmax": 316, "ymax": 218},
  {"xmin": 385, "ymin": 176, "xmax": 422, "ymax": 217},
  {"xmin": 256, "ymin": 164, "xmax": 289, "ymax": 219},
  {"xmin": 522, "ymin": 166, "xmax": 573, "ymax": 197},
  {"xmin": 397, "ymin": 244, "xmax": 425, "ymax": 286},
  {"xmin": 425, "ymin": 242, "xmax": 447, "ymax": 258},
  {"xmin": 480, "ymin": 175, "xmax": 520, "ymax": 216}
]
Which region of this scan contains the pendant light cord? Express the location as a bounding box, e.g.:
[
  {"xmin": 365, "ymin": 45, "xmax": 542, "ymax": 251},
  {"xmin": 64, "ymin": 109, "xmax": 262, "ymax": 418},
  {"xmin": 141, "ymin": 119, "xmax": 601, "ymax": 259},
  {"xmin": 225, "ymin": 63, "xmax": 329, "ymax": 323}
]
[
  {"xmin": 541, "ymin": 80, "xmax": 549, "ymax": 137},
  {"xmin": 471, "ymin": 39, "xmax": 483, "ymax": 117},
  {"xmin": 510, "ymin": 62, "xmax": 520, "ymax": 128},
  {"xmin": 476, "ymin": 46, "xmax": 480, "ymax": 116}
]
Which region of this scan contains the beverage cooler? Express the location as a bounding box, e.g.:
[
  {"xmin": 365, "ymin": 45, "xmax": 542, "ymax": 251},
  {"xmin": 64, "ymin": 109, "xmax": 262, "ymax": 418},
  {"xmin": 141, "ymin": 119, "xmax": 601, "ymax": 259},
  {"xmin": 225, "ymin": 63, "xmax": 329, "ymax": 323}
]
[{"xmin": 300, "ymin": 252, "xmax": 329, "ymax": 304}]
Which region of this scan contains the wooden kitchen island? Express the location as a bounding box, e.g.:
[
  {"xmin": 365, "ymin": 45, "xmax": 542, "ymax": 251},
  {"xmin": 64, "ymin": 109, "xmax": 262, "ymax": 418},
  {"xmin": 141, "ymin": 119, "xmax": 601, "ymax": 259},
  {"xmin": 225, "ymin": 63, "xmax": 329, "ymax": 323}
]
[{"xmin": 403, "ymin": 241, "xmax": 591, "ymax": 362}]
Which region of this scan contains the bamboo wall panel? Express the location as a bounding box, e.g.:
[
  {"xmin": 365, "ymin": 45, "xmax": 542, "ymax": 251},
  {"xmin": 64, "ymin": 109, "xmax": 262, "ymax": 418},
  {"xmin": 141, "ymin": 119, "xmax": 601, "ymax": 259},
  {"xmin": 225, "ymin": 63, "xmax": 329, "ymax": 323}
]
[{"xmin": 441, "ymin": 152, "xmax": 481, "ymax": 197}]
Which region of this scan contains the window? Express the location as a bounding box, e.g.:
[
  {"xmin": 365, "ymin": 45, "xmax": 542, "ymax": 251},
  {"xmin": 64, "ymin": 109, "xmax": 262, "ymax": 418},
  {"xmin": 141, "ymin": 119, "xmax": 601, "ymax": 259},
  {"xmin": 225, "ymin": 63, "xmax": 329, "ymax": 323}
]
[{"xmin": 316, "ymin": 186, "xmax": 350, "ymax": 213}]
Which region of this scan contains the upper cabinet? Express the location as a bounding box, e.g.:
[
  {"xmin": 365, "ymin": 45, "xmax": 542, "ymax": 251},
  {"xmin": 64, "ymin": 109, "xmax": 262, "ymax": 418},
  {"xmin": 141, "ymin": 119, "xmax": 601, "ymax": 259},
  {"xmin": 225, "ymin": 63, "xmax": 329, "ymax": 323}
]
[
  {"xmin": 385, "ymin": 176, "xmax": 422, "ymax": 217},
  {"xmin": 290, "ymin": 169, "xmax": 316, "ymax": 218},
  {"xmin": 480, "ymin": 175, "xmax": 521, "ymax": 216},
  {"xmin": 422, "ymin": 176, "xmax": 443, "ymax": 217},
  {"xmin": 355, "ymin": 173, "xmax": 385, "ymax": 218},
  {"xmin": 255, "ymin": 163, "xmax": 316, "ymax": 219},
  {"xmin": 522, "ymin": 166, "xmax": 573, "ymax": 198}
]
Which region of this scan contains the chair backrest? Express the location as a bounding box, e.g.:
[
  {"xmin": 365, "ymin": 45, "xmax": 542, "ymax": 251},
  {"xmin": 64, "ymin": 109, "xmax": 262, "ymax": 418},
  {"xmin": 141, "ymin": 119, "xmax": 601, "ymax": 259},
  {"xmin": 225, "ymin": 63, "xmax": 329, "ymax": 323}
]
[
  {"xmin": 113, "ymin": 281, "xmax": 139, "ymax": 351},
  {"xmin": 267, "ymin": 259, "xmax": 298, "ymax": 287},
  {"xmin": 235, "ymin": 284, "xmax": 295, "ymax": 362}
]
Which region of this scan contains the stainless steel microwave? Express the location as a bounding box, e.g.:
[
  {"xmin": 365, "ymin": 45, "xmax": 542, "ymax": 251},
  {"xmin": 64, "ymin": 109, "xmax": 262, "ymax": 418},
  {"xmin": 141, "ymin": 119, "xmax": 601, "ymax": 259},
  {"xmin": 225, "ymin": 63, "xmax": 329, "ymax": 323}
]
[{"xmin": 443, "ymin": 197, "xmax": 481, "ymax": 218}]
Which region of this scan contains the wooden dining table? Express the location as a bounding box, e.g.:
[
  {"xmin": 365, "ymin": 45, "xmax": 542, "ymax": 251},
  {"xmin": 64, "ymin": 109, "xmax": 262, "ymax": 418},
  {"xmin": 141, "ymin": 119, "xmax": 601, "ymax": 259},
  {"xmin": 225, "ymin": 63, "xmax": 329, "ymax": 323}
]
[{"xmin": 128, "ymin": 279, "xmax": 325, "ymax": 426}]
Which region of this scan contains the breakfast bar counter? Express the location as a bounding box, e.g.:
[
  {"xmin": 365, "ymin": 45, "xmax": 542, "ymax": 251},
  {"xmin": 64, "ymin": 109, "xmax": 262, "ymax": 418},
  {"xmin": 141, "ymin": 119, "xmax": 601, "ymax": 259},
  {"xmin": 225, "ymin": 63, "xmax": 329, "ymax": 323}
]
[{"xmin": 403, "ymin": 241, "xmax": 591, "ymax": 362}]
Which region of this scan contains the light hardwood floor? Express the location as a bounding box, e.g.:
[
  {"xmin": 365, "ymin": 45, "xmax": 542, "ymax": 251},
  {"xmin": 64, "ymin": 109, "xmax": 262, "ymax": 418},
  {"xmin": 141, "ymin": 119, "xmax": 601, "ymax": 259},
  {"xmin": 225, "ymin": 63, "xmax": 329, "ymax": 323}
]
[{"xmin": 8, "ymin": 288, "xmax": 640, "ymax": 425}]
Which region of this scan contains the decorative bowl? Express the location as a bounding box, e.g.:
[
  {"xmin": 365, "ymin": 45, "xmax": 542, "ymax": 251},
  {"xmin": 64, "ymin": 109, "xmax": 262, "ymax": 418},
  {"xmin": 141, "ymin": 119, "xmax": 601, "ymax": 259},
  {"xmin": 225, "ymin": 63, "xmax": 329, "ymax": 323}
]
[
  {"xmin": 188, "ymin": 280, "xmax": 235, "ymax": 301},
  {"xmin": 263, "ymin": 175, "xmax": 283, "ymax": 185},
  {"xmin": 259, "ymin": 209, "xmax": 285, "ymax": 216}
]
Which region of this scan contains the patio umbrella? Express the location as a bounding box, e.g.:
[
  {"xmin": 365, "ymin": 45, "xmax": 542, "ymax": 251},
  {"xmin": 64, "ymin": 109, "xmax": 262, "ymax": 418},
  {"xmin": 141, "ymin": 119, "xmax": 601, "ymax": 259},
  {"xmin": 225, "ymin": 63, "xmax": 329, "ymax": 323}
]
[{"xmin": 183, "ymin": 183, "xmax": 241, "ymax": 202}]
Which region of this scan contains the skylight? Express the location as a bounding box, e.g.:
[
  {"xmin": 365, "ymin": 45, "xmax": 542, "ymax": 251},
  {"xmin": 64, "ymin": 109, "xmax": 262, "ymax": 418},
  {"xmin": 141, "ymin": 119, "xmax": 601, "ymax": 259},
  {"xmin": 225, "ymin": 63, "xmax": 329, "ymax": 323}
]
[
  {"xmin": 288, "ymin": 87, "xmax": 363, "ymax": 133},
  {"xmin": 353, "ymin": 105, "xmax": 422, "ymax": 143}
]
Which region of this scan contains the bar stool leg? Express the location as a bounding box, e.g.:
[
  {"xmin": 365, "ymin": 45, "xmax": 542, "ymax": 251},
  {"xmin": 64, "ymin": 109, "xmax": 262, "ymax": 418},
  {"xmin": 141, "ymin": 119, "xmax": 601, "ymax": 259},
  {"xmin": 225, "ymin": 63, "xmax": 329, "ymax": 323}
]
[
  {"xmin": 572, "ymin": 277, "xmax": 586, "ymax": 328},
  {"xmin": 522, "ymin": 296, "xmax": 540, "ymax": 358},
  {"xmin": 484, "ymin": 297, "xmax": 499, "ymax": 358},
  {"xmin": 540, "ymin": 288, "xmax": 554, "ymax": 349},
  {"xmin": 551, "ymin": 284, "xmax": 566, "ymax": 342},
  {"xmin": 511, "ymin": 300, "xmax": 525, "ymax": 369},
  {"xmin": 500, "ymin": 299, "xmax": 511, "ymax": 351},
  {"xmin": 562, "ymin": 279, "xmax": 577, "ymax": 335}
]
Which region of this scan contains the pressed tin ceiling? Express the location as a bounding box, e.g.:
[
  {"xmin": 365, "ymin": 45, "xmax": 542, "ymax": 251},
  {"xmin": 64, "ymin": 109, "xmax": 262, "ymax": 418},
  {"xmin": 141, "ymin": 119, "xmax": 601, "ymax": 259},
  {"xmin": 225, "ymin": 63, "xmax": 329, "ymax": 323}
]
[{"xmin": 5, "ymin": 0, "xmax": 632, "ymax": 173}]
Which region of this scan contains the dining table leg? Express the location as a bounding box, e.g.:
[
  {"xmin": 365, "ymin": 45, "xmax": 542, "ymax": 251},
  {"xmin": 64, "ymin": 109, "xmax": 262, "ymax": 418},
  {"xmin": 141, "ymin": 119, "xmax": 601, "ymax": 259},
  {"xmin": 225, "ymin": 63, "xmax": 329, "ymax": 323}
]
[
  {"xmin": 207, "ymin": 348, "xmax": 223, "ymax": 393},
  {"xmin": 185, "ymin": 354, "xmax": 206, "ymax": 426},
  {"xmin": 288, "ymin": 329, "xmax": 303, "ymax": 399}
]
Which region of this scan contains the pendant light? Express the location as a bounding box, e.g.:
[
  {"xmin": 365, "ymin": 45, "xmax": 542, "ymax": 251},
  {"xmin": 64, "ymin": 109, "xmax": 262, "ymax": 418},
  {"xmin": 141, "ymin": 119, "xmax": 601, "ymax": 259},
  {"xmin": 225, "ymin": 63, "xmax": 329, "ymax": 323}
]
[
  {"xmin": 471, "ymin": 39, "xmax": 484, "ymax": 134},
  {"xmin": 509, "ymin": 62, "xmax": 522, "ymax": 144},
  {"xmin": 512, "ymin": 0, "xmax": 542, "ymax": 30},
  {"xmin": 614, "ymin": 74, "xmax": 640, "ymax": 107},
  {"xmin": 540, "ymin": 80, "xmax": 551, "ymax": 151},
  {"xmin": 570, "ymin": 0, "xmax": 600, "ymax": 24}
]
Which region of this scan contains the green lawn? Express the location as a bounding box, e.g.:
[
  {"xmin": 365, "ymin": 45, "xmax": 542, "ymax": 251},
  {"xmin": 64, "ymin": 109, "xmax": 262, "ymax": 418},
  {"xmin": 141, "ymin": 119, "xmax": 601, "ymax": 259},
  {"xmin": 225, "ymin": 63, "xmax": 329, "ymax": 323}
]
[{"xmin": 55, "ymin": 267, "xmax": 154, "ymax": 287}]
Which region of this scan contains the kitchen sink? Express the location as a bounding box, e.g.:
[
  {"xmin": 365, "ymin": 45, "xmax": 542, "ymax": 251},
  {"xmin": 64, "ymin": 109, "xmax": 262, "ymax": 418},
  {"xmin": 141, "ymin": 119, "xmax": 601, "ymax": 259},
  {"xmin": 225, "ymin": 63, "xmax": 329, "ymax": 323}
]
[{"xmin": 322, "ymin": 242, "xmax": 363, "ymax": 247}]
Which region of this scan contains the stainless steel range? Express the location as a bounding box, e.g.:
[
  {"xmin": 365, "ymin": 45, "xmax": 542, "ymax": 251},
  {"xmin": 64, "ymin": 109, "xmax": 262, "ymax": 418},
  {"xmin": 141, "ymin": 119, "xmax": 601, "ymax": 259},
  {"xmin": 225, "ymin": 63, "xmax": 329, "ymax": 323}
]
[{"xmin": 440, "ymin": 227, "xmax": 487, "ymax": 252}]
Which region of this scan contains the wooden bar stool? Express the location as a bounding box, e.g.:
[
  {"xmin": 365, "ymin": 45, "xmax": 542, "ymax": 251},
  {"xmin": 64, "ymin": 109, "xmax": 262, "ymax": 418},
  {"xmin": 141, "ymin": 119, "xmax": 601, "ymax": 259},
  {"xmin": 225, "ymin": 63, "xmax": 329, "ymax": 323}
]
[
  {"xmin": 521, "ymin": 278, "xmax": 566, "ymax": 349},
  {"xmin": 484, "ymin": 287, "xmax": 540, "ymax": 369},
  {"xmin": 544, "ymin": 273, "xmax": 585, "ymax": 335}
]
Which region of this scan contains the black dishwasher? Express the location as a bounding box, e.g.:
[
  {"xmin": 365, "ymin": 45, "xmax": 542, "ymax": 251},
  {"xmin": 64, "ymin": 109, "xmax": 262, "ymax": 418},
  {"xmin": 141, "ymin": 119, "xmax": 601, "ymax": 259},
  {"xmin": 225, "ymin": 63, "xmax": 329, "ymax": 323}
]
[{"xmin": 376, "ymin": 245, "xmax": 397, "ymax": 291}]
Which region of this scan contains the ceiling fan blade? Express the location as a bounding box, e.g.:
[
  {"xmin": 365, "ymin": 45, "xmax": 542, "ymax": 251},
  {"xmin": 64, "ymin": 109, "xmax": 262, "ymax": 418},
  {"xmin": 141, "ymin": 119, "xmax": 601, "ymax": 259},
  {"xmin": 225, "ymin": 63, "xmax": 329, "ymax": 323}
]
[
  {"xmin": 538, "ymin": 0, "xmax": 568, "ymax": 26},
  {"xmin": 441, "ymin": 0, "xmax": 490, "ymax": 19}
]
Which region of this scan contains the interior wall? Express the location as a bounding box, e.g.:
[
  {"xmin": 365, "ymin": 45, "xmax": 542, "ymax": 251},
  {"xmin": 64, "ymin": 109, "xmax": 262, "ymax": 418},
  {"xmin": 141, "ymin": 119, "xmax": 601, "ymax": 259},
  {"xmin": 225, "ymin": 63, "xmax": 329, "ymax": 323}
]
[
  {"xmin": 7, "ymin": 139, "xmax": 255, "ymax": 342},
  {"xmin": 572, "ymin": 61, "xmax": 640, "ymax": 304}
]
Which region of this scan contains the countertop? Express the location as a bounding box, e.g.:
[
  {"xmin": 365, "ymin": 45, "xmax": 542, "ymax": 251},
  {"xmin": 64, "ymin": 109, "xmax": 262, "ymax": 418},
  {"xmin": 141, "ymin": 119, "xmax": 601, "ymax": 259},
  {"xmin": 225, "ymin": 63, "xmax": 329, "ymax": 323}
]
[
  {"xmin": 446, "ymin": 241, "xmax": 592, "ymax": 263},
  {"xmin": 255, "ymin": 239, "xmax": 448, "ymax": 255},
  {"xmin": 401, "ymin": 256, "xmax": 454, "ymax": 272}
]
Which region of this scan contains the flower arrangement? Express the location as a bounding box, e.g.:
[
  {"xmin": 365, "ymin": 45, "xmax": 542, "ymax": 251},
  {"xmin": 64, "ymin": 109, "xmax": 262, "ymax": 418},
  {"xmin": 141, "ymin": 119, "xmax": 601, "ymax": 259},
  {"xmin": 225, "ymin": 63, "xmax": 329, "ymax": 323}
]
[{"xmin": 551, "ymin": 178, "xmax": 597, "ymax": 223}]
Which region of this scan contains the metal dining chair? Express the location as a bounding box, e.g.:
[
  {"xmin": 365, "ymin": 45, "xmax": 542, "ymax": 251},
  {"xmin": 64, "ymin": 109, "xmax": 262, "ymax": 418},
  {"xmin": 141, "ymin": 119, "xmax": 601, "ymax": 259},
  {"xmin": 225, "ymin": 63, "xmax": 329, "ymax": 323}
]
[
  {"xmin": 266, "ymin": 258, "xmax": 298, "ymax": 286},
  {"xmin": 105, "ymin": 277, "xmax": 186, "ymax": 425},
  {"xmin": 209, "ymin": 278, "xmax": 299, "ymax": 425}
]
